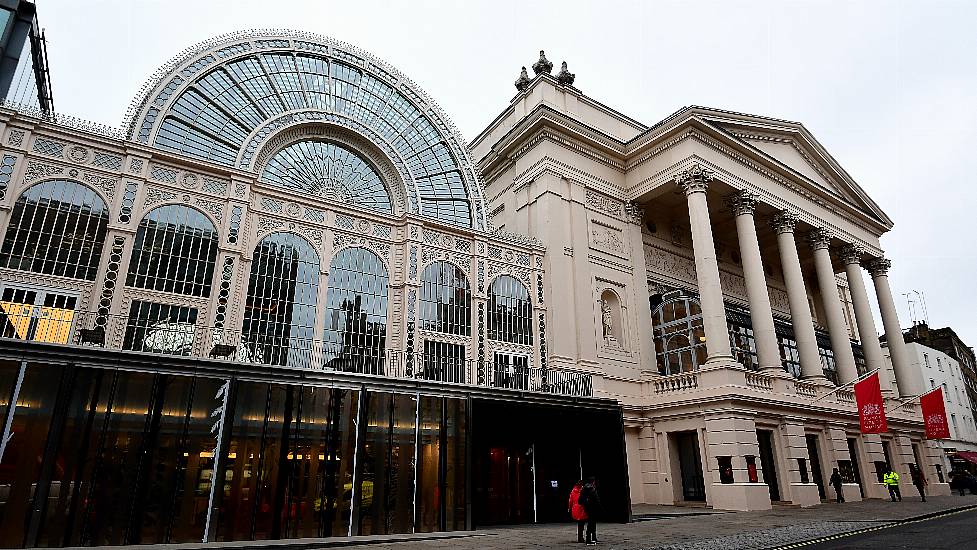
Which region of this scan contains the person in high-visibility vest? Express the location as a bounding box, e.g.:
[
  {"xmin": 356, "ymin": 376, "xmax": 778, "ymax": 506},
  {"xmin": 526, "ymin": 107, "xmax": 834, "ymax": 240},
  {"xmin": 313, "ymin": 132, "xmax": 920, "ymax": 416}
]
[{"xmin": 884, "ymin": 467, "xmax": 902, "ymax": 502}]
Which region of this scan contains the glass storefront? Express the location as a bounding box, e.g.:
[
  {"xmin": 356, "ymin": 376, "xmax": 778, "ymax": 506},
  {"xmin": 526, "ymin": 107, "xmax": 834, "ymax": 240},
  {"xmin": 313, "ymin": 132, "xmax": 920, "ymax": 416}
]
[{"xmin": 0, "ymin": 360, "xmax": 471, "ymax": 547}]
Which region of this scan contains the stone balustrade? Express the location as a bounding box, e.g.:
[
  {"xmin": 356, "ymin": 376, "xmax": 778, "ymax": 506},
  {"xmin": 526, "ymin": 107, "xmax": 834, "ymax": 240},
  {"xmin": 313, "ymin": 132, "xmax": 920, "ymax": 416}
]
[{"xmin": 653, "ymin": 371, "xmax": 699, "ymax": 394}]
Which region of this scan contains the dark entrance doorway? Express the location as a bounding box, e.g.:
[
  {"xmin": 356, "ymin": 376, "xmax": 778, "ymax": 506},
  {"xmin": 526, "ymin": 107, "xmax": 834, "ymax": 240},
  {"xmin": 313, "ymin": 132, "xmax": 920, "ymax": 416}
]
[
  {"xmin": 806, "ymin": 434, "xmax": 826, "ymax": 500},
  {"xmin": 847, "ymin": 437, "xmax": 865, "ymax": 497},
  {"xmin": 471, "ymin": 399, "xmax": 629, "ymax": 527},
  {"xmin": 675, "ymin": 432, "xmax": 705, "ymax": 501},
  {"xmin": 757, "ymin": 429, "xmax": 780, "ymax": 501}
]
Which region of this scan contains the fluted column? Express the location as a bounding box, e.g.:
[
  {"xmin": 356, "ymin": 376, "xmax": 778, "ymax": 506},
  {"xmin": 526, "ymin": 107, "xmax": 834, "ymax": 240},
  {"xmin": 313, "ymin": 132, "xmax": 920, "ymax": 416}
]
[
  {"xmin": 809, "ymin": 229, "xmax": 858, "ymax": 384},
  {"xmin": 674, "ymin": 164, "xmax": 733, "ymax": 364},
  {"xmin": 770, "ymin": 211, "xmax": 823, "ymax": 381},
  {"xmin": 839, "ymin": 245, "xmax": 887, "ymax": 383},
  {"xmin": 726, "ymin": 191, "xmax": 780, "ymax": 371},
  {"xmin": 867, "ymin": 258, "xmax": 919, "ymax": 397}
]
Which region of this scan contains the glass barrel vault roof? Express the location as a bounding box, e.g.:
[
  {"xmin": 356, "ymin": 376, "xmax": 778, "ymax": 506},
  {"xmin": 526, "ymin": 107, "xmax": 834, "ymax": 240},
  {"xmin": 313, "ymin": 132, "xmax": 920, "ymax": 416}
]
[{"xmin": 127, "ymin": 31, "xmax": 486, "ymax": 229}]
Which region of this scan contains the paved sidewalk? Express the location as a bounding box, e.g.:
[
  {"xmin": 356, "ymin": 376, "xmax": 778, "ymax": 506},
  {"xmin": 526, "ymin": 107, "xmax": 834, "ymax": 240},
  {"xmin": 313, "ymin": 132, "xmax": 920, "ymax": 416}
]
[{"xmin": 377, "ymin": 494, "xmax": 977, "ymax": 550}]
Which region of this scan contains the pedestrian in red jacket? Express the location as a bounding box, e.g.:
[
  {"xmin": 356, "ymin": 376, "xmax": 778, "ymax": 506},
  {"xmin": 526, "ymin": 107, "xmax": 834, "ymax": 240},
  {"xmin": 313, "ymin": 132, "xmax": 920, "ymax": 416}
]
[{"xmin": 568, "ymin": 480, "xmax": 588, "ymax": 543}]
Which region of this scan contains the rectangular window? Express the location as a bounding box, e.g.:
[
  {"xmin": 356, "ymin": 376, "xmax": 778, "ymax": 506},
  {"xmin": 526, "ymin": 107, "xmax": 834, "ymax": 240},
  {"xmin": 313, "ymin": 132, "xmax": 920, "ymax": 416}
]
[
  {"xmin": 938, "ymin": 357, "xmax": 943, "ymax": 371},
  {"xmin": 924, "ymin": 353, "xmax": 930, "ymax": 367}
]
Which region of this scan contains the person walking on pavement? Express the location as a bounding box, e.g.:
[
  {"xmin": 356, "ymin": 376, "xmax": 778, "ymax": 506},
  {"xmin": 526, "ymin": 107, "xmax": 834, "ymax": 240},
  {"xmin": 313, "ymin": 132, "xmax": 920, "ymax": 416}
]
[
  {"xmin": 884, "ymin": 466, "xmax": 902, "ymax": 502},
  {"xmin": 829, "ymin": 468, "xmax": 844, "ymax": 503},
  {"xmin": 579, "ymin": 477, "xmax": 602, "ymax": 545},
  {"xmin": 910, "ymin": 465, "xmax": 927, "ymax": 502},
  {"xmin": 568, "ymin": 480, "xmax": 588, "ymax": 543}
]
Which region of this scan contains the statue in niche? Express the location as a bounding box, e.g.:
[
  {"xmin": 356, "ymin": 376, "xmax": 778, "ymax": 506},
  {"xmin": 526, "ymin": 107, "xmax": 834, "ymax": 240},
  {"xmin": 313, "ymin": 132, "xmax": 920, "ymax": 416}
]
[{"xmin": 601, "ymin": 297, "xmax": 620, "ymax": 348}]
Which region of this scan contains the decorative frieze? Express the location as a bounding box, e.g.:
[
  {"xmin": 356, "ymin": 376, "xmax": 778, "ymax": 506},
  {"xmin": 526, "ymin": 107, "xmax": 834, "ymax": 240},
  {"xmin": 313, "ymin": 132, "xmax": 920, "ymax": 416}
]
[
  {"xmin": 24, "ymin": 161, "xmax": 64, "ymax": 182},
  {"xmin": 589, "ymin": 220, "xmax": 628, "ymax": 258},
  {"xmin": 195, "ymin": 197, "xmax": 224, "ymax": 222},
  {"xmin": 7, "ymin": 129, "xmax": 24, "ymax": 147},
  {"xmin": 83, "ymin": 173, "xmax": 118, "ymax": 200},
  {"xmin": 333, "ymin": 231, "xmax": 391, "ymax": 261},
  {"xmin": 0, "ymin": 155, "xmax": 15, "ymax": 200},
  {"xmin": 144, "ymin": 187, "xmax": 178, "ymax": 208},
  {"xmin": 585, "ymin": 189, "xmax": 622, "ymax": 217},
  {"xmin": 32, "ymin": 136, "xmax": 65, "ymax": 157}
]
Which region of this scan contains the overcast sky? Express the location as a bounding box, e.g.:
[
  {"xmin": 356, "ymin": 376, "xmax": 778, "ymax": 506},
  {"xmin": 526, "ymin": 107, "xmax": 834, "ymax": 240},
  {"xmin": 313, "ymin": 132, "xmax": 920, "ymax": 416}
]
[{"xmin": 37, "ymin": 0, "xmax": 977, "ymax": 349}]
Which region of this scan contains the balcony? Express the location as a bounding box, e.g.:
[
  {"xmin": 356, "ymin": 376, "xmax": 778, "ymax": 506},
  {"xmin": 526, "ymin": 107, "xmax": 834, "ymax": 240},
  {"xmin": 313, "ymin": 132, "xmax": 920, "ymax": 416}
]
[{"xmin": 0, "ymin": 309, "xmax": 592, "ymax": 398}]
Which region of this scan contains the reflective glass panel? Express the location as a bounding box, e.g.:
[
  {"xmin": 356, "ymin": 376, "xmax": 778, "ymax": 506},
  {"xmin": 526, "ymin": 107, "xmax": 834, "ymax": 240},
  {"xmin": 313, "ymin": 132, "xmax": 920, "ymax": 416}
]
[
  {"xmin": 241, "ymin": 232, "xmax": 320, "ymax": 368},
  {"xmin": 419, "ymin": 261, "xmax": 471, "ymax": 336},
  {"xmin": 651, "ymin": 295, "xmax": 707, "ymax": 375},
  {"xmin": 126, "ymin": 205, "xmax": 219, "ymax": 297},
  {"xmin": 261, "ymin": 141, "xmax": 391, "ymax": 214},
  {"xmin": 323, "ymin": 248, "xmax": 388, "ymax": 375},
  {"xmin": 356, "ymin": 392, "xmax": 415, "ymax": 535},
  {"xmin": 0, "ymin": 180, "xmax": 108, "ymax": 280},
  {"xmin": 487, "ymin": 275, "xmax": 532, "ymax": 345}
]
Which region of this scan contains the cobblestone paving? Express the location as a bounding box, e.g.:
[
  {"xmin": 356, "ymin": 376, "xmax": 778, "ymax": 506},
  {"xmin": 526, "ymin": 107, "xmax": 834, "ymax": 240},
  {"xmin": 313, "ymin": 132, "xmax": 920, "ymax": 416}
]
[
  {"xmin": 643, "ymin": 521, "xmax": 889, "ymax": 550},
  {"xmin": 368, "ymin": 495, "xmax": 977, "ymax": 550}
]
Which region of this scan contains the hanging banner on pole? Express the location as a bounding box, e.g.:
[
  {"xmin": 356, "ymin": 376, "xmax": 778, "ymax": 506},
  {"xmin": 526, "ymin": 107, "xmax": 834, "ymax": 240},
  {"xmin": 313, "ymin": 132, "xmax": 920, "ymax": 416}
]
[
  {"xmin": 920, "ymin": 388, "xmax": 950, "ymax": 439},
  {"xmin": 854, "ymin": 372, "xmax": 888, "ymax": 434}
]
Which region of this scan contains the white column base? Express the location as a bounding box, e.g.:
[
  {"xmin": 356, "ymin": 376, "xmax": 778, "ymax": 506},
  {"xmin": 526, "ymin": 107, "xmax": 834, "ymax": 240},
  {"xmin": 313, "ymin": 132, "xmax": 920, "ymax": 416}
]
[
  {"xmin": 789, "ymin": 483, "xmax": 822, "ymax": 507},
  {"xmin": 929, "ymin": 483, "xmax": 951, "ymax": 497},
  {"xmin": 709, "ymin": 482, "xmax": 772, "ymax": 511}
]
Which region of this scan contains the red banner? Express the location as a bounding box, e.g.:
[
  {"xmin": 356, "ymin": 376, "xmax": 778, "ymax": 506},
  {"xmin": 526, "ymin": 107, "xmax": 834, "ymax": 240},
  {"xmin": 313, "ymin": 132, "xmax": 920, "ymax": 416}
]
[
  {"xmin": 854, "ymin": 372, "xmax": 888, "ymax": 434},
  {"xmin": 920, "ymin": 388, "xmax": 951, "ymax": 439}
]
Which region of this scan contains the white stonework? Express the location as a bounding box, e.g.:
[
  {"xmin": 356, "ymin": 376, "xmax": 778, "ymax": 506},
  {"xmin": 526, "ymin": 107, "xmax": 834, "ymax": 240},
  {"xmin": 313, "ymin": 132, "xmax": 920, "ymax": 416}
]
[{"xmin": 473, "ymin": 71, "xmax": 943, "ymax": 509}]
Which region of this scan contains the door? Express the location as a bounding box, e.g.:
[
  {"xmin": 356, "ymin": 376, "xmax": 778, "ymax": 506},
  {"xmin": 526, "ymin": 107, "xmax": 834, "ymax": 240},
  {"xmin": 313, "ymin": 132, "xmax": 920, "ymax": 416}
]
[
  {"xmin": 806, "ymin": 434, "xmax": 826, "ymax": 500},
  {"xmin": 676, "ymin": 432, "xmax": 705, "ymax": 501},
  {"xmin": 0, "ymin": 286, "xmax": 78, "ymax": 343},
  {"xmin": 847, "ymin": 438, "xmax": 865, "ymax": 497},
  {"xmin": 757, "ymin": 430, "xmax": 781, "ymax": 501}
]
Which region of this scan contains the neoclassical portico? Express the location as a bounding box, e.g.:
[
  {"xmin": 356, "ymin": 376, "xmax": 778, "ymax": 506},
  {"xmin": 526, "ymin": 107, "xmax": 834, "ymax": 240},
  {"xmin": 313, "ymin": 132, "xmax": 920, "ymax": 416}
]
[
  {"xmin": 669, "ymin": 161, "xmax": 916, "ymax": 393},
  {"xmin": 474, "ymin": 71, "xmax": 946, "ymax": 512}
]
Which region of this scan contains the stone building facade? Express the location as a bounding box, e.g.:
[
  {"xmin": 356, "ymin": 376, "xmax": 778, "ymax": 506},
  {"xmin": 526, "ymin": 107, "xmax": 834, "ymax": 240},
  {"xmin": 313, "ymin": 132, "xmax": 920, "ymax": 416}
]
[
  {"xmin": 0, "ymin": 30, "xmax": 951, "ymax": 548},
  {"xmin": 472, "ymin": 53, "xmax": 949, "ymax": 510}
]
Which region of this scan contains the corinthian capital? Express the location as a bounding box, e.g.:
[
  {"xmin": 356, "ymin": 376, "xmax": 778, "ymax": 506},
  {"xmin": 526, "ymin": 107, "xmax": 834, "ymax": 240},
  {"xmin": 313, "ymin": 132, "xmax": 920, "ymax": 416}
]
[
  {"xmin": 725, "ymin": 190, "xmax": 758, "ymax": 217},
  {"xmin": 674, "ymin": 163, "xmax": 713, "ymax": 195},
  {"xmin": 807, "ymin": 228, "xmax": 834, "ymax": 251},
  {"xmin": 866, "ymin": 257, "xmax": 892, "ymax": 277},
  {"xmin": 769, "ymin": 210, "xmax": 799, "ymax": 235},
  {"xmin": 838, "ymin": 243, "xmax": 864, "ymax": 266}
]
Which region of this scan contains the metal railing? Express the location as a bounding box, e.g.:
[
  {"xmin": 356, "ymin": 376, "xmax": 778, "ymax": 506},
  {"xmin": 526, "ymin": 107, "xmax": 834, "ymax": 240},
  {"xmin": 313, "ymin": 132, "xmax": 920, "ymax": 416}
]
[{"xmin": 0, "ymin": 309, "xmax": 593, "ymax": 397}]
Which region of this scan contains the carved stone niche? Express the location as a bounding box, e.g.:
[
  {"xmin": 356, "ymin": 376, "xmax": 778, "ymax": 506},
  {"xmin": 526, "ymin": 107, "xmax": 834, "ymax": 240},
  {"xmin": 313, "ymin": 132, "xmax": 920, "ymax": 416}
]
[{"xmin": 598, "ymin": 287, "xmax": 627, "ymax": 352}]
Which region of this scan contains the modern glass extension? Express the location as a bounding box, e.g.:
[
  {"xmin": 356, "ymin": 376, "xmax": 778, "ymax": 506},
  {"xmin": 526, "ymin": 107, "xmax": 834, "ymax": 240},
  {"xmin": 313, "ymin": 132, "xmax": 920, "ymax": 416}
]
[{"xmin": 0, "ymin": 359, "xmax": 626, "ymax": 547}]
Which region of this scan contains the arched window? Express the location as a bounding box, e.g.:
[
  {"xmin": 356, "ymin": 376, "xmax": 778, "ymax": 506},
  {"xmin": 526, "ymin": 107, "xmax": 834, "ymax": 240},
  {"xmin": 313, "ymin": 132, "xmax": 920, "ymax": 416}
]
[
  {"xmin": 261, "ymin": 141, "xmax": 392, "ymax": 214},
  {"xmin": 0, "ymin": 180, "xmax": 108, "ymax": 280},
  {"xmin": 323, "ymin": 247, "xmax": 389, "ymax": 374},
  {"xmin": 651, "ymin": 293, "xmax": 706, "ymax": 375},
  {"xmin": 241, "ymin": 232, "xmax": 320, "ymax": 368},
  {"xmin": 487, "ymin": 275, "xmax": 532, "ymax": 345},
  {"xmin": 126, "ymin": 205, "xmax": 219, "ymax": 297},
  {"xmin": 419, "ymin": 261, "xmax": 471, "ymax": 336}
]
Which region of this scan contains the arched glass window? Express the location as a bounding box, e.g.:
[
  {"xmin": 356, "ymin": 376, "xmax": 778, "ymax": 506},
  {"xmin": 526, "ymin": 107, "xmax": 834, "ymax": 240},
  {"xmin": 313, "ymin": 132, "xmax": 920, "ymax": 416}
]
[
  {"xmin": 651, "ymin": 293, "xmax": 706, "ymax": 375},
  {"xmin": 487, "ymin": 275, "xmax": 532, "ymax": 345},
  {"xmin": 0, "ymin": 180, "xmax": 108, "ymax": 280},
  {"xmin": 261, "ymin": 141, "xmax": 391, "ymax": 214},
  {"xmin": 126, "ymin": 205, "xmax": 219, "ymax": 297},
  {"xmin": 322, "ymin": 247, "xmax": 389, "ymax": 374},
  {"xmin": 145, "ymin": 46, "xmax": 475, "ymax": 227},
  {"xmin": 241, "ymin": 232, "xmax": 320, "ymax": 368},
  {"xmin": 419, "ymin": 261, "xmax": 470, "ymax": 336}
]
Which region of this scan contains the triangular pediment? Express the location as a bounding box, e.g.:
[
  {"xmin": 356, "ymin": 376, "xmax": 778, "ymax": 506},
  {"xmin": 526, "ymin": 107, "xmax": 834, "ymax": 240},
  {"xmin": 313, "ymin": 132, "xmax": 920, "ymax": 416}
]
[{"xmin": 692, "ymin": 111, "xmax": 892, "ymax": 228}]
